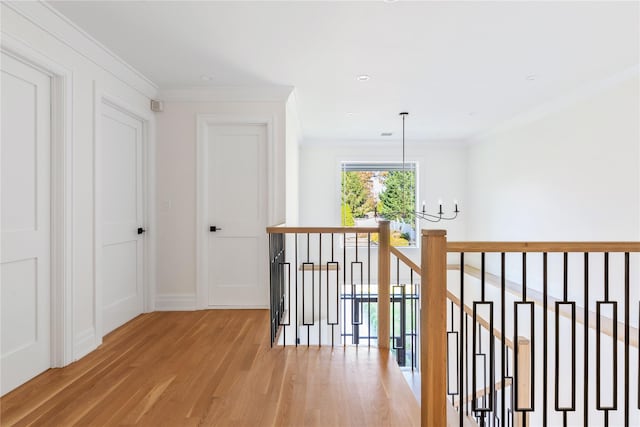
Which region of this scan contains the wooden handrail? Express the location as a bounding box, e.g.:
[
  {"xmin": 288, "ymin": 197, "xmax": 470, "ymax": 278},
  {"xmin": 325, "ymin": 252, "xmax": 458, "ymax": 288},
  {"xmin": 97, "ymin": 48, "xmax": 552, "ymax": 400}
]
[
  {"xmin": 266, "ymin": 225, "xmax": 380, "ymax": 234},
  {"xmin": 390, "ymin": 246, "xmax": 421, "ymax": 275},
  {"xmin": 447, "ymin": 241, "xmax": 640, "ymax": 253}
]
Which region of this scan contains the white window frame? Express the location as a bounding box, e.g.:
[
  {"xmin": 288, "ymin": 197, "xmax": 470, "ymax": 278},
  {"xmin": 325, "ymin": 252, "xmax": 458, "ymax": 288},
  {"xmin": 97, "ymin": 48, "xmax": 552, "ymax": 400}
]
[{"xmin": 339, "ymin": 161, "xmax": 419, "ymax": 249}]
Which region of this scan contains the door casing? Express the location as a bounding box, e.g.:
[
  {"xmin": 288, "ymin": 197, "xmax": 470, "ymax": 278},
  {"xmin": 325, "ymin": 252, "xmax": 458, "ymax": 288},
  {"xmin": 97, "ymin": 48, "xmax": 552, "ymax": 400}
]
[
  {"xmin": 93, "ymin": 84, "xmax": 156, "ymax": 342},
  {"xmin": 1, "ymin": 34, "xmax": 74, "ymax": 367}
]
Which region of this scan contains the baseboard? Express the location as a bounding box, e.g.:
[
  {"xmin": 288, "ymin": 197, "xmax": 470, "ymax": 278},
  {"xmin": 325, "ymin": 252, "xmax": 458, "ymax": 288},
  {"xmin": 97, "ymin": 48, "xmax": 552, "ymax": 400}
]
[
  {"xmin": 74, "ymin": 327, "xmax": 98, "ymax": 361},
  {"xmin": 155, "ymin": 294, "xmax": 197, "ymax": 311}
]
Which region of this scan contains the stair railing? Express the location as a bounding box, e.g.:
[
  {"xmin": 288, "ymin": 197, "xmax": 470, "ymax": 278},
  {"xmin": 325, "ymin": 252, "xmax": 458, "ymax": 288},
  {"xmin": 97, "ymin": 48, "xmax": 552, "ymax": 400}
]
[{"xmin": 421, "ymin": 230, "xmax": 640, "ymax": 427}]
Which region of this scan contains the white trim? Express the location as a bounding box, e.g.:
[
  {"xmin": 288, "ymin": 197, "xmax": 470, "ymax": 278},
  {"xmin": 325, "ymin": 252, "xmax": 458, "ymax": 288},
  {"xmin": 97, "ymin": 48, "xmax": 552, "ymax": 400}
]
[
  {"xmin": 73, "ymin": 328, "xmax": 97, "ymax": 361},
  {"xmin": 159, "ymin": 86, "xmax": 293, "ymax": 103},
  {"xmin": 1, "ymin": 1, "xmax": 157, "ymax": 98},
  {"xmin": 93, "ymin": 86, "xmax": 157, "ymax": 342},
  {"xmin": 1, "ymin": 34, "xmax": 75, "ymax": 368},
  {"xmin": 196, "ymin": 114, "xmax": 275, "ymax": 309},
  {"xmin": 155, "ymin": 294, "xmax": 197, "ymax": 311},
  {"xmin": 301, "ymin": 138, "xmax": 469, "ymax": 148}
]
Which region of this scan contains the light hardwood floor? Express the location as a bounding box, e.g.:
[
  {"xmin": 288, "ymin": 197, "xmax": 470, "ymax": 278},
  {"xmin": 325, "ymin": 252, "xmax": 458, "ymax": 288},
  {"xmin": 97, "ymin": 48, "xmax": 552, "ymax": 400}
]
[{"xmin": 1, "ymin": 310, "xmax": 420, "ymax": 426}]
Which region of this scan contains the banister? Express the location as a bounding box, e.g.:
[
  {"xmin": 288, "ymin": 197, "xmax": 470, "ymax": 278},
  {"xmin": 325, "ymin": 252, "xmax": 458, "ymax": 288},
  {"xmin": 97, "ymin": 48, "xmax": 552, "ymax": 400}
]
[
  {"xmin": 390, "ymin": 246, "xmax": 421, "ymax": 275},
  {"xmin": 266, "ymin": 225, "xmax": 380, "ymax": 234},
  {"xmin": 447, "ymin": 241, "xmax": 640, "ymax": 253}
]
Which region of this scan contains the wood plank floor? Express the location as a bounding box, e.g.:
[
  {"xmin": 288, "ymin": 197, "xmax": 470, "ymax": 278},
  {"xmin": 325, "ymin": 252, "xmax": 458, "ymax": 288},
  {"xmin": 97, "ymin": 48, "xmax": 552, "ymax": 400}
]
[{"xmin": 1, "ymin": 310, "xmax": 420, "ymax": 426}]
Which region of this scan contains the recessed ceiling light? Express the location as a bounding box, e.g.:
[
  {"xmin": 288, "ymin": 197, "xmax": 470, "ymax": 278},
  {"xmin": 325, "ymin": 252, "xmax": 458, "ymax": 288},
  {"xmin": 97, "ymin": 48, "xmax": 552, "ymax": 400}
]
[
  {"xmin": 383, "ymin": 0, "xmax": 399, "ymax": 3},
  {"xmin": 346, "ymin": 112, "xmax": 355, "ymax": 117},
  {"xmin": 526, "ymin": 74, "xmax": 537, "ymax": 81},
  {"xmin": 200, "ymin": 75, "xmax": 214, "ymax": 81},
  {"xmin": 357, "ymin": 74, "xmax": 371, "ymax": 81},
  {"xmin": 381, "ymin": 132, "xmax": 393, "ymax": 136}
]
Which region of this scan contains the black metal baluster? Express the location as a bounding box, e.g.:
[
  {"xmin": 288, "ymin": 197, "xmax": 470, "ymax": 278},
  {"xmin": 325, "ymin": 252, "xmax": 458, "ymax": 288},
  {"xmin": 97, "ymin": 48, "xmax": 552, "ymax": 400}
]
[
  {"xmin": 466, "ymin": 313, "xmax": 470, "ymax": 416},
  {"xmin": 515, "ymin": 253, "xmax": 534, "ymax": 427},
  {"xmin": 461, "ymin": 254, "xmax": 466, "ymax": 425},
  {"xmin": 473, "ymin": 252, "xmax": 493, "ymax": 427},
  {"xmin": 327, "ymin": 234, "xmax": 339, "ymax": 348},
  {"xmin": 624, "ymin": 252, "xmax": 629, "ymax": 427},
  {"xmin": 542, "ymin": 253, "xmax": 548, "ymax": 426},
  {"xmin": 597, "ymin": 253, "xmax": 617, "ymax": 427},
  {"xmin": 269, "ymin": 234, "xmax": 273, "ymax": 345},
  {"xmin": 368, "ymin": 233, "xmax": 371, "ymax": 348},
  {"xmin": 411, "ymin": 268, "xmax": 416, "ymax": 370},
  {"xmin": 555, "ymin": 253, "xmax": 576, "ymax": 426},
  {"xmin": 318, "ymin": 233, "xmax": 322, "ymax": 346},
  {"xmin": 303, "ymin": 233, "xmax": 314, "ymax": 347},
  {"xmin": 343, "ymin": 233, "xmax": 346, "ymax": 347},
  {"xmin": 584, "ymin": 253, "xmax": 589, "ymax": 427},
  {"xmin": 501, "ymin": 253, "xmax": 506, "ymax": 427},
  {"xmin": 353, "ymin": 234, "xmax": 359, "ymax": 346},
  {"xmin": 448, "ymin": 300, "xmax": 459, "ymax": 403}
]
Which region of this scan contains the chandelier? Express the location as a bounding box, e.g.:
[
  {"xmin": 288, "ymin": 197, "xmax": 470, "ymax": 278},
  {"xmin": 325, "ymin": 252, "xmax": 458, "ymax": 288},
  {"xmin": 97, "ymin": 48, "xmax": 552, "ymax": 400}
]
[{"xmin": 376, "ymin": 112, "xmax": 460, "ymax": 223}]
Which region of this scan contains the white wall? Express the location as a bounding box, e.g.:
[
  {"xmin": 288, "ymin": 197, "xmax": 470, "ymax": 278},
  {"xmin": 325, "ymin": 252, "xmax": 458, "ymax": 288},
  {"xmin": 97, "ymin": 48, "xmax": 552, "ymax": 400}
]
[
  {"xmin": 155, "ymin": 93, "xmax": 290, "ymax": 305},
  {"xmin": 467, "ymin": 72, "xmax": 640, "ymax": 242},
  {"xmin": 285, "ymin": 92, "xmax": 301, "ymax": 225},
  {"xmin": 1, "ymin": 2, "xmax": 157, "ymax": 360}
]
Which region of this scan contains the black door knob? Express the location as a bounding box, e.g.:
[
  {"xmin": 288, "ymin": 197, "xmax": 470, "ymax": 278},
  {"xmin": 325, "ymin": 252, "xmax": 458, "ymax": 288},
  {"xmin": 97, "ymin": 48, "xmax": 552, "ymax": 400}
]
[
  {"xmin": 137, "ymin": 227, "xmax": 146, "ymax": 235},
  {"xmin": 210, "ymin": 226, "xmax": 222, "ymax": 232}
]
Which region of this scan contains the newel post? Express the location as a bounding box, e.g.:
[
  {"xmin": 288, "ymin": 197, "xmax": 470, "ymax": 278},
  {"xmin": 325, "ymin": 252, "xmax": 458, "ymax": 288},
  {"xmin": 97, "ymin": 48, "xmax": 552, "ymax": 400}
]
[
  {"xmin": 377, "ymin": 220, "xmax": 391, "ymax": 349},
  {"xmin": 421, "ymin": 229, "xmax": 447, "ymax": 427}
]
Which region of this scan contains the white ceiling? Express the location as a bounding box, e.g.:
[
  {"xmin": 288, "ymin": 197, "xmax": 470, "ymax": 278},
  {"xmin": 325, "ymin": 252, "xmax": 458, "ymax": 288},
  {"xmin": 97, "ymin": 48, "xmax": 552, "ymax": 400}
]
[{"xmin": 50, "ymin": 1, "xmax": 639, "ymax": 141}]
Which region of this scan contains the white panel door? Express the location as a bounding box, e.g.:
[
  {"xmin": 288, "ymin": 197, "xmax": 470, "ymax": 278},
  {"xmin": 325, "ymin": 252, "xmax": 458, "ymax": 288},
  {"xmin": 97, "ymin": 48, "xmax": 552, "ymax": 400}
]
[
  {"xmin": 101, "ymin": 103, "xmax": 144, "ymax": 335},
  {"xmin": 207, "ymin": 124, "xmax": 268, "ymax": 307},
  {"xmin": 1, "ymin": 52, "xmax": 51, "ymax": 395}
]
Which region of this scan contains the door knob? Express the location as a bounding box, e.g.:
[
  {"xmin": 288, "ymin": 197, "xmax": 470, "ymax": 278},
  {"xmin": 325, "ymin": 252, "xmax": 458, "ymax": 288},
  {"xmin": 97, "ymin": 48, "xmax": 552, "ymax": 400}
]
[
  {"xmin": 210, "ymin": 226, "xmax": 222, "ymax": 232},
  {"xmin": 137, "ymin": 227, "xmax": 146, "ymax": 235}
]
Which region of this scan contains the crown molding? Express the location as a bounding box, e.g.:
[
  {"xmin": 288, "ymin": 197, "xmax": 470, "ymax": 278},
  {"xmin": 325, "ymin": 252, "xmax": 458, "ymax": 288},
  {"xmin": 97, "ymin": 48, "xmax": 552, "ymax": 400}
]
[
  {"xmin": 470, "ymin": 64, "xmax": 640, "ymax": 142},
  {"xmin": 2, "ymin": 1, "xmax": 158, "ymax": 98},
  {"xmin": 159, "ymin": 86, "xmax": 294, "ymax": 103},
  {"xmin": 301, "ymin": 138, "xmax": 469, "ymax": 149}
]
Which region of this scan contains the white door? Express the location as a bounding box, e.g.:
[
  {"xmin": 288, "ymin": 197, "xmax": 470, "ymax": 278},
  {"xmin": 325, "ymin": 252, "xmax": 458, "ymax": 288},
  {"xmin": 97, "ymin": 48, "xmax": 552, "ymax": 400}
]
[
  {"xmin": 207, "ymin": 124, "xmax": 268, "ymax": 307},
  {"xmin": 1, "ymin": 53, "xmax": 51, "ymax": 395},
  {"xmin": 101, "ymin": 102, "xmax": 144, "ymax": 335}
]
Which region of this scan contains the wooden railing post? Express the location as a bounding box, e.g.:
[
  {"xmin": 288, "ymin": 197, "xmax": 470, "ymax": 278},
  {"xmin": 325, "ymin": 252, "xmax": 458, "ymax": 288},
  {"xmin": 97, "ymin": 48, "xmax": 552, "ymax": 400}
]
[
  {"xmin": 421, "ymin": 229, "xmax": 447, "ymax": 427},
  {"xmin": 377, "ymin": 220, "xmax": 390, "ymax": 349}
]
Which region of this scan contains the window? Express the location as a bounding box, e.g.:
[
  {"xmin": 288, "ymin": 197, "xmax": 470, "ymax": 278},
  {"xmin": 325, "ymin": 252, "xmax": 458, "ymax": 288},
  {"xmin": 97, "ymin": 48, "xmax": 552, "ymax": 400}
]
[{"xmin": 340, "ymin": 162, "xmax": 417, "ymax": 247}]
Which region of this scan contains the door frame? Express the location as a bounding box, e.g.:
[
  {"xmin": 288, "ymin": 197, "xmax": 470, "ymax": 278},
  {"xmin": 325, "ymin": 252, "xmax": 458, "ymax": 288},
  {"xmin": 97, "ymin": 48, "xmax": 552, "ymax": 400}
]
[
  {"xmin": 93, "ymin": 84, "xmax": 156, "ymax": 343},
  {"xmin": 196, "ymin": 114, "xmax": 275, "ymax": 309},
  {"xmin": 0, "ymin": 35, "xmax": 74, "ymax": 367}
]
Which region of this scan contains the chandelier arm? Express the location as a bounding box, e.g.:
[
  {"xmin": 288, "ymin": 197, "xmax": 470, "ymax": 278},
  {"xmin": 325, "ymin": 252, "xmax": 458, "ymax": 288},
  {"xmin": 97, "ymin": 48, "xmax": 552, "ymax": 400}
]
[{"xmin": 418, "ymin": 216, "xmax": 443, "ymax": 223}]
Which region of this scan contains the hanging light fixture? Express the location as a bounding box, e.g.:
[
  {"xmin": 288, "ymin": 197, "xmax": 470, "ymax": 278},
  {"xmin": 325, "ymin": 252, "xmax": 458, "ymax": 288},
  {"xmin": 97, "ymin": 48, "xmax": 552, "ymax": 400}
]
[{"xmin": 376, "ymin": 112, "xmax": 460, "ymax": 223}]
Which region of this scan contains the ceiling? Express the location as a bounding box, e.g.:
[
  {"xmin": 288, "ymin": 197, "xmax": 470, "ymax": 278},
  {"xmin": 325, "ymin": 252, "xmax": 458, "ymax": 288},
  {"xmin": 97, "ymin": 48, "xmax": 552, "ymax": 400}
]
[{"xmin": 50, "ymin": 1, "xmax": 639, "ymax": 142}]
